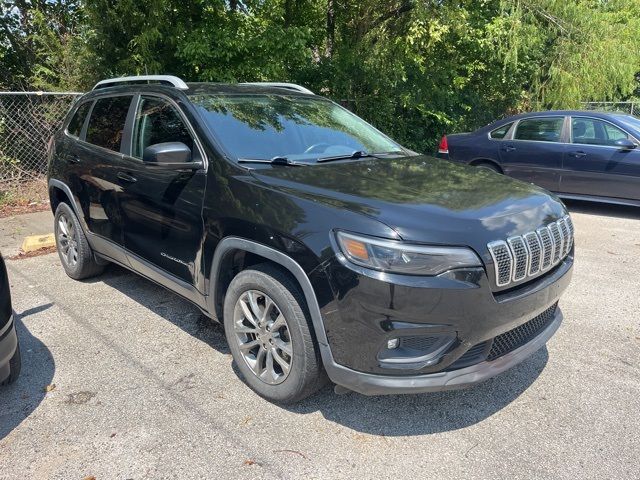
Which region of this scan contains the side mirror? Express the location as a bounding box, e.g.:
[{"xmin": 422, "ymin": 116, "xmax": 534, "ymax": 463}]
[
  {"xmin": 613, "ymin": 138, "xmax": 637, "ymax": 150},
  {"xmin": 142, "ymin": 142, "xmax": 201, "ymax": 169}
]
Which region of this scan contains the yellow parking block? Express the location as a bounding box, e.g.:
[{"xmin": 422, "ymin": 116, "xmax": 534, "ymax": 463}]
[{"xmin": 21, "ymin": 233, "xmax": 56, "ymax": 253}]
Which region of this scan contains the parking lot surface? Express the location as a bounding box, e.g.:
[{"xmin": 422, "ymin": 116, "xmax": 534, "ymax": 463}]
[{"xmin": 1, "ymin": 201, "xmax": 639, "ymax": 479}]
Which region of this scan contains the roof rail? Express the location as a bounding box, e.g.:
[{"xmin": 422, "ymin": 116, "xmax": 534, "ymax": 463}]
[
  {"xmin": 93, "ymin": 75, "xmax": 189, "ymax": 91},
  {"xmin": 240, "ymin": 82, "xmax": 314, "ymax": 95}
]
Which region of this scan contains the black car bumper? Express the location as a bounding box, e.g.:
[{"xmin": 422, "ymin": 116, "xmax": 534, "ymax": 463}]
[
  {"xmin": 320, "ymin": 254, "xmax": 573, "ymax": 394},
  {"xmin": 324, "ymin": 307, "xmax": 561, "ymax": 395},
  {"xmin": 0, "ymin": 313, "xmax": 18, "ymax": 383}
]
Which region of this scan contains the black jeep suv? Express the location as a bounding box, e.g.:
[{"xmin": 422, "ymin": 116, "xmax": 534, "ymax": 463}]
[{"xmin": 48, "ymin": 75, "xmax": 574, "ymax": 403}]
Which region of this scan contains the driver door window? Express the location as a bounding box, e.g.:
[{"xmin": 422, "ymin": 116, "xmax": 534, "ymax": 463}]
[
  {"xmin": 571, "ymin": 118, "xmax": 629, "ymax": 146},
  {"xmin": 132, "ymin": 96, "xmax": 194, "ymax": 158}
]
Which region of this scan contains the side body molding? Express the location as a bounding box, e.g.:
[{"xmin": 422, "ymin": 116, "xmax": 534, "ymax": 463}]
[{"xmin": 209, "ymin": 237, "xmax": 330, "ymax": 348}]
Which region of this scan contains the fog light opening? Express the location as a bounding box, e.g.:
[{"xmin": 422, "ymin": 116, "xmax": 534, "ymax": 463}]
[{"xmin": 387, "ymin": 338, "xmax": 399, "ymax": 349}]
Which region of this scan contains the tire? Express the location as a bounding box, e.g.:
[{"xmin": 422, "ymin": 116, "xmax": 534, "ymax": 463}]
[
  {"xmin": 474, "ymin": 161, "xmax": 501, "ymax": 174},
  {"xmin": 223, "ymin": 263, "xmax": 327, "ymax": 403},
  {"xmin": 1, "ymin": 341, "xmax": 21, "ymax": 386},
  {"xmin": 54, "ymin": 202, "xmax": 104, "ymax": 280}
]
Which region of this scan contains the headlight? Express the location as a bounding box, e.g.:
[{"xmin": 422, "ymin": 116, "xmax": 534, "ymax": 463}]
[{"xmin": 335, "ymin": 231, "xmax": 481, "ymax": 275}]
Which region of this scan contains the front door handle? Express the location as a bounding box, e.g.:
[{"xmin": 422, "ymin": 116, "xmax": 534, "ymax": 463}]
[
  {"xmin": 67, "ymin": 155, "xmax": 81, "ymax": 163},
  {"xmin": 569, "ymin": 151, "xmax": 587, "ymax": 158},
  {"xmin": 117, "ymin": 172, "xmax": 137, "ymax": 183},
  {"xmin": 501, "ymin": 145, "xmax": 516, "ymax": 152}
]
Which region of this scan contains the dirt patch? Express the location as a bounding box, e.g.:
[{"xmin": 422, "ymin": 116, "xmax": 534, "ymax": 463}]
[
  {"xmin": 0, "ymin": 177, "xmax": 50, "ymax": 218},
  {"xmin": 65, "ymin": 391, "xmax": 97, "ymax": 405},
  {"xmin": 0, "ymin": 202, "xmax": 50, "ymax": 218},
  {"xmin": 8, "ymin": 245, "xmax": 57, "ymax": 260}
]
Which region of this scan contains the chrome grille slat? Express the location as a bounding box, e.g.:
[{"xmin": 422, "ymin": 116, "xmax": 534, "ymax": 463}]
[
  {"xmin": 488, "ymin": 215, "xmax": 573, "ymax": 288},
  {"xmin": 537, "ymin": 226, "xmax": 553, "ymax": 271},
  {"xmin": 487, "ymin": 241, "xmax": 513, "ymax": 287},
  {"xmin": 507, "ymin": 236, "xmax": 529, "ymax": 281},
  {"xmin": 560, "ymin": 217, "xmax": 573, "ymax": 254},
  {"xmin": 523, "ymin": 232, "xmax": 542, "ymax": 275},
  {"xmin": 548, "ymin": 222, "xmax": 563, "ymax": 264}
]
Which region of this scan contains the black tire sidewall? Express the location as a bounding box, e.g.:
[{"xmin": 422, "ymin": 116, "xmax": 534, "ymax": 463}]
[
  {"xmin": 476, "ymin": 162, "xmax": 500, "ymax": 173},
  {"xmin": 223, "ymin": 268, "xmax": 318, "ymax": 403},
  {"xmin": 54, "ymin": 202, "xmax": 101, "ymax": 280}
]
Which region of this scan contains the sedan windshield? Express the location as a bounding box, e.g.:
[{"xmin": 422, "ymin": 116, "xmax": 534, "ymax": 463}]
[
  {"xmin": 616, "ymin": 114, "xmax": 640, "ymax": 134},
  {"xmin": 189, "ymin": 94, "xmax": 404, "ymax": 163}
]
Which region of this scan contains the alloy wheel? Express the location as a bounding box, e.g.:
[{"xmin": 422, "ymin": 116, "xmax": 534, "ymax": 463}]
[
  {"xmin": 233, "ymin": 290, "xmax": 293, "ymax": 385},
  {"xmin": 57, "ymin": 213, "xmax": 78, "ymax": 268}
]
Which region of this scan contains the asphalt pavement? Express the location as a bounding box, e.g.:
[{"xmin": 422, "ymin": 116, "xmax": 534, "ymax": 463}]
[{"xmin": 0, "ymin": 200, "xmax": 639, "ymax": 479}]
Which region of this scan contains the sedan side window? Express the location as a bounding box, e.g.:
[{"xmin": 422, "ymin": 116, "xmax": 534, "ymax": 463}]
[
  {"xmin": 514, "ymin": 117, "xmax": 564, "ymax": 143},
  {"xmin": 85, "ymin": 96, "xmax": 133, "ymax": 152},
  {"xmin": 490, "ymin": 123, "xmax": 513, "ymax": 139},
  {"xmin": 132, "ymin": 96, "xmax": 194, "ymax": 159},
  {"xmin": 572, "ymin": 117, "xmax": 629, "ymax": 146}
]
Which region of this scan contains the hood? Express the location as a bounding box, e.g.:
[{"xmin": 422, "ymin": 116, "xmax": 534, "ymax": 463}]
[{"xmin": 250, "ymin": 155, "xmax": 568, "ymax": 254}]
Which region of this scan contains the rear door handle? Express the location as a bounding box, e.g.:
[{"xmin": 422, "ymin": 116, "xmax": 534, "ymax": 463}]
[
  {"xmin": 569, "ymin": 151, "xmax": 587, "ymax": 158},
  {"xmin": 117, "ymin": 172, "xmax": 137, "ymax": 183},
  {"xmin": 501, "ymin": 145, "xmax": 516, "ymax": 152},
  {"xmin": 67, "ymin": 155, "xmax": 81, "ymax": 163}
]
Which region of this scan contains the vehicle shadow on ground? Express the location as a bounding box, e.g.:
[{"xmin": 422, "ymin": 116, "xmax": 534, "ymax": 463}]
[
  {"xmin": 96, "ymin": 264, "xmax": 549, "ymax": 436},
  {"xmin": 96, "ymin": 265, "xmax": 229, "ymax": 354},
  {"xmin": 0, "ymin": 307, "xmax": 55, "ymax": 440},
  {"xmin": 287, "ymin": 348, "xmax": 549, "ymax": 435},
  {"xmin": 564, "ymin": 199, "xmax": 640, "ymax": 219}
]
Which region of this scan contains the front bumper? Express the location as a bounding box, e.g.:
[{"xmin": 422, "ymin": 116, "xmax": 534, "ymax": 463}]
[
  {"xmin": 322, "ymin": 307, "xmax": 562, "ymax": 395},
  {"xmin": 318, "ymin": 248, "xmax": 572, "ymax": 393},
  {"xmin": 0, "ymin": 314, "xmax": 18, "ymax": 383}
]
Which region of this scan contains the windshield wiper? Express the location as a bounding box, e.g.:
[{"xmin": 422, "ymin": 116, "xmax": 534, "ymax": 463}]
[
  {"xmin": 237, "ymin": 156, "xmax": 306, "ymax": 166},
  {"xmin": 316, "ymin": 150, "xmax": 378, "ymax": 163}
]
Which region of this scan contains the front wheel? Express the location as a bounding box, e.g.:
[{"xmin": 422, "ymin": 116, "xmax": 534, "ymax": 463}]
[{"xmin": 223, "ymin": 264, "xmax": 327, "ymax": 403}]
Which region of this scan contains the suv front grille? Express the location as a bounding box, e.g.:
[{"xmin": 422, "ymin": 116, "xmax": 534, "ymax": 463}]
[{"xmin": 487, "ymin": 215, "xmax": 573, "ymax": 287}]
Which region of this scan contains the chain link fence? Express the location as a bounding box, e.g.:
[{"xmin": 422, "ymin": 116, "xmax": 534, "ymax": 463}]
[
  {"xmin": 582, "ymin": 101, "xmax": 637, "ymax": 116},
  {"xmin": 0, "ymin": 91, "xmax": 81, "ymax": 204}
]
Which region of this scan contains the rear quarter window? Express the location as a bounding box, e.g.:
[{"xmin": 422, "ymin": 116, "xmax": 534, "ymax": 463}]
[
  {"xmin": 67, "ymin": 101, "xmax": 91, "ymax": 137},
  {"xmin": 490, "ymin": 123, "xmax": 513, "ymax": 139},
  {"xmin": 85, "ymin": 96, "xmax": 133, "ymax": 152}
]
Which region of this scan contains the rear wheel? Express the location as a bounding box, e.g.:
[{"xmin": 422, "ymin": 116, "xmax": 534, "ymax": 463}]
[
  {"xmin": 473, "ymin": 161, "xmax": 501, "ymax": 174},
  {"xmin": 223, "ymin": 263, "xmax": 326, "ymax": 403},
  {"xmin": 54, "ymin": 202, "xmax": 104, "ymax": 280}
]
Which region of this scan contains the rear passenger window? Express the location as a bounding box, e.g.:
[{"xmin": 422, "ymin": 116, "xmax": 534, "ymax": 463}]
[
  {"xmin": 131, "ymin": 96, "xmax": 194, "ymax": 158},
  {"xmin": 490, "ymin": 123, "xmax": 512, "ymax": 139},
  {"xmin": 514, "ymin": 117, "xmax": 564, "ymax": 143},
  {"xmin": 86, "ymin": 96, "xmax": 133, "ymax": 152},
  {"xmin": 67, "ymin": 102, "xmax": 91, "ymax": 137}
]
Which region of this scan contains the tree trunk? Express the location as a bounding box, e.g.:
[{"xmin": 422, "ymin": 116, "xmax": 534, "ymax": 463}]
[{"xmin": 327, "ymin": 0, "xmax": 335, "ymax": 58}]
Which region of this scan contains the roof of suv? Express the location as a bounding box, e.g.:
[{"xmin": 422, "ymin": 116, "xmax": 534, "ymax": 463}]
[{"xmin": 83, "ymin": 79, "xmax": 315, "ymax": 101}]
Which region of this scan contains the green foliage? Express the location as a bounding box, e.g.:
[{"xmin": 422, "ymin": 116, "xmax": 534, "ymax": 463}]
[{"xmin": 1, "ymin": 0, "xmax": 639, "ymax": 151}]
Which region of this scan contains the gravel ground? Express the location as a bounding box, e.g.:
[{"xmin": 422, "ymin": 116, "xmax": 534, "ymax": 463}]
[{"xmin": 0, "ymin": 200, "xmax": 639, "ymax": 479}]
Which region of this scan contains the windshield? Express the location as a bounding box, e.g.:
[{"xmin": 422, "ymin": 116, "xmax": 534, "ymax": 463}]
[
  {"xmin": 616, "ymin": 114, "xmax": 640, "ymax": 133},
  {"xmin": 189, "ymin": 94, "xmax": 403, "ymax": 162}
]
